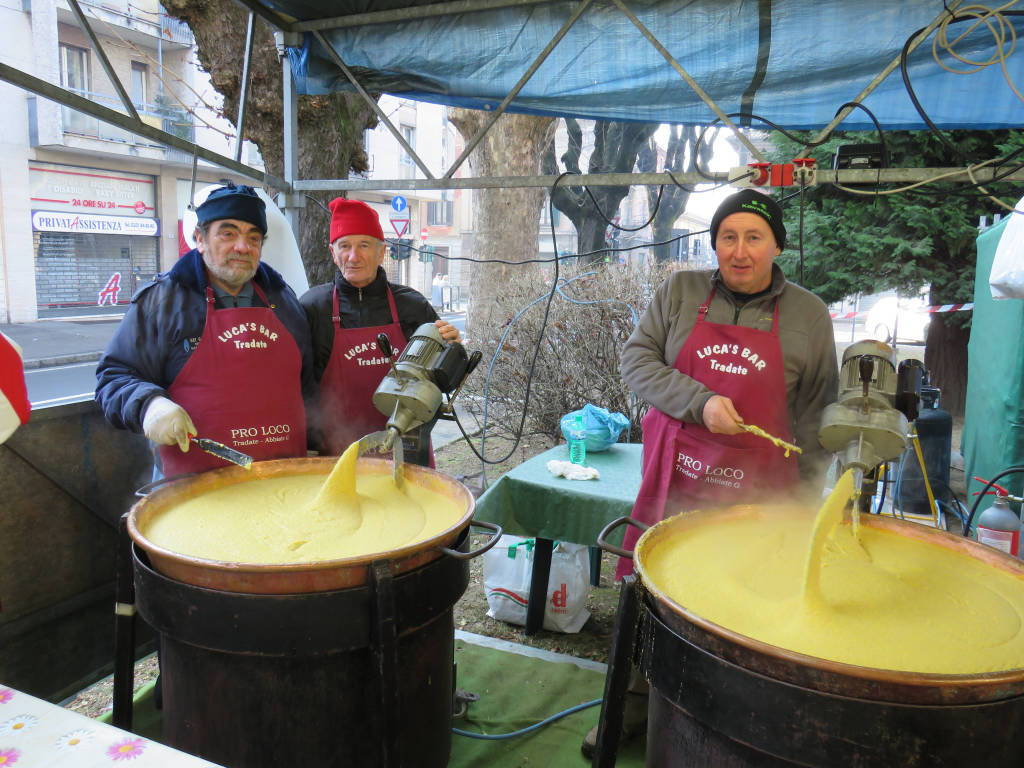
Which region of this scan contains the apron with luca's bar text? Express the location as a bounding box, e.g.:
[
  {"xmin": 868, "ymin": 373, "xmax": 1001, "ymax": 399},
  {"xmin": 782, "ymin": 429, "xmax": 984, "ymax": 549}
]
[
  {"xmin": 161, "ymin": 283, "xmax": 306, "ymax": 477},
  {"xmin": 616, "ymin": 287, "xmax": 798, "ymax": 579},
  {"xmin": 317, "ymin": 285, "xmax": 408, "ymax": 456}
]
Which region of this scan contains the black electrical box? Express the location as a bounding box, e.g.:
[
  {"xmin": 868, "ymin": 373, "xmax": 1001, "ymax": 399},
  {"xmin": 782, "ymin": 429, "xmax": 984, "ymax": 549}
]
[{"xmin": 833, "ymin": 143, "xmax": 889, "ymax": 170}]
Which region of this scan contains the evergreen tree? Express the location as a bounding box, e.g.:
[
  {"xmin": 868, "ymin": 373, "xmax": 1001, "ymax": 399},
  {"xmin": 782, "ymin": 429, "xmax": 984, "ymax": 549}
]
[{"xmin": 773, "ymin": 129, "xmax": 1024, "ymax": 415}]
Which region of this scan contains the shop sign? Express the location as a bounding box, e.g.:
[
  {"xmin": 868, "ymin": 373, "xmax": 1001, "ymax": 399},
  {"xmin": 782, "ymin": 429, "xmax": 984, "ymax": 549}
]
[
  {"xmin": 32, "ymin": 210, "xmax": 160, "ymax": 237},
  {"xmin": 29, "ymin": 162, "xmax": 155, "ymax": 216}
]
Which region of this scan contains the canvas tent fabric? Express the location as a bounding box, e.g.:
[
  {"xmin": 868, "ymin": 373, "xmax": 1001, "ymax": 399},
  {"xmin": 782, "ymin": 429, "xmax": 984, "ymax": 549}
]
[
  {"xmin": 963, "ymin": 216, "xmax": 1024, "ymax": 506},
  {"xmin": 269, "ymin": 0, "xmax": 1024, "ymax": 130}
]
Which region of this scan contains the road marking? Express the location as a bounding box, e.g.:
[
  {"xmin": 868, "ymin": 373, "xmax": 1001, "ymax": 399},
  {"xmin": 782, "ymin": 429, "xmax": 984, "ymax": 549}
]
[{"xmin": 30, "ymin": 393, "xmax": 94, "ymax": 407}]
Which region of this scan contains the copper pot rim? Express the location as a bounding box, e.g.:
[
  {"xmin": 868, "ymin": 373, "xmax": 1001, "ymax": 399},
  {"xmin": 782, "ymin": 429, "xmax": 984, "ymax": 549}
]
[
  {"xmin": 634, "ymin": 504, "xmax": 1024, "ymax": 688},
  {"xmin": 127, "ymin": 456, "xmax": 476, "ymax": 577}
]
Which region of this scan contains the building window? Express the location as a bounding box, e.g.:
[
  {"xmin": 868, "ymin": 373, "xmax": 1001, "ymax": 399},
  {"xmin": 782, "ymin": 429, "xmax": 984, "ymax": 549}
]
[
  {"xmin": 399, "ymin": 124, "xmax": 416, "ymax": 178},
  {"xmin": 440, "ymin": 114, "xmax": 451, "ymax": 170},
  {"xmin": 399, "ymin": 125, "xmax": 416, "ymax": 163},
  {"xmin": 60, "ymin": 44, "xmax": 90, "ymax": 94},
  {"xmin": 674, "ymin": 228, "xmax": 690, "ymax": 261},
  {"xmin": 130, "ymin": 62, "xmax": 148, "ymax": 107},
  {"xmin": 539, "ymin": 198, "xmax": 561, "ymax": 226},
  {"xmin": 428, "ymin": 192, "xmax": 453, "ymax": 226}
]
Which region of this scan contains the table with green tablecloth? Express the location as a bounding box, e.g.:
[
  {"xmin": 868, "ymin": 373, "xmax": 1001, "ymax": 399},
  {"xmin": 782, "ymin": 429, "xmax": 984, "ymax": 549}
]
[{"xmin": 474, "ymin": 443, "xmax": 642, "ymax": 634}]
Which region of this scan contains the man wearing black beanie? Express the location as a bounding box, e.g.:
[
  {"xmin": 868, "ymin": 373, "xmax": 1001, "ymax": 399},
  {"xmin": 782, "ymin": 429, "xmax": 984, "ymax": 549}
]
[
  {"xmin": 618, "ymin": 186, "xmax": 838, "ymax": 550},
  {"xmin": 582, "ymin": 188, "xmax": 838, "ymax": 757}
]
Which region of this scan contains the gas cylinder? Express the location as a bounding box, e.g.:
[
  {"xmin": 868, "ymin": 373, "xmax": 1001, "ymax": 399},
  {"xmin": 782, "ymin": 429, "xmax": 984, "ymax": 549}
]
[
  {"xmin": 974, "ymin": 481, "xmax": 1023, "ymax": 558},
  {"xmin": 899, "ymin": 386, "xmax": 952, "ymax": 517}
]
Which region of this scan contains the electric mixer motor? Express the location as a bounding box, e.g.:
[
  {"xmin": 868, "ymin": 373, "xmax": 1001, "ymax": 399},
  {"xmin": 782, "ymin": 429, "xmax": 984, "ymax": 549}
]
[{"xmin": 817, "ymin": 340, "xmax": 925, "ymax": 506}]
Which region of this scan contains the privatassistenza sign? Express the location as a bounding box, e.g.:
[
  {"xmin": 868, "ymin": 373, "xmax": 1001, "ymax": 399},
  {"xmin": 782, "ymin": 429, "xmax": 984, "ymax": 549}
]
[{"xmin": 31, "ymin": 211, "xmax": 160, "ymax": 237}]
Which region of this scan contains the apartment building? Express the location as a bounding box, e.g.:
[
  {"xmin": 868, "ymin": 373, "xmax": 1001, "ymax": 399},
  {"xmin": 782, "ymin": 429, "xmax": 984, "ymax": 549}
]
[{"xmin": 0, "ymin": 0, "xmax": 251, "ymax": 323}]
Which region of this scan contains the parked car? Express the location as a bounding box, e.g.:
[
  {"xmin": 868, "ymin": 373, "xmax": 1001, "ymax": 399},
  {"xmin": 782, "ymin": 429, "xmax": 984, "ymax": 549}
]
[{"xmin": 865, "ymin": 296, "xmax": 932, "ymax": 344}]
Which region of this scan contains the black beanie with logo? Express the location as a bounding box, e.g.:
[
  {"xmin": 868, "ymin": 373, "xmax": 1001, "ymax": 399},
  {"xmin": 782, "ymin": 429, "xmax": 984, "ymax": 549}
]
[{"xmin": 709, "ymin": 189, "xmax": 786, "ymax": 250}]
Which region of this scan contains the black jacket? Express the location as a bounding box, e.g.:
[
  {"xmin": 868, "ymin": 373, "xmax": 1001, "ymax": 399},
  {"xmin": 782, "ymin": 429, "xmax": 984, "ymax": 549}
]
[
  {"xmin": 95, "ymin": 249, "xmax": 315, "ymax": 434},
  {"xmin": 300, "ymin": 267, "xmax": 440, "ymax": 380}
]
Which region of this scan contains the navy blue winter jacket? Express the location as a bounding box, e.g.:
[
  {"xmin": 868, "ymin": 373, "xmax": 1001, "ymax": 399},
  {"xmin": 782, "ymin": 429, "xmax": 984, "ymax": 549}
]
[{"xmin": 95, "ymin": 249, "xmax": 315, "ymax": 434}]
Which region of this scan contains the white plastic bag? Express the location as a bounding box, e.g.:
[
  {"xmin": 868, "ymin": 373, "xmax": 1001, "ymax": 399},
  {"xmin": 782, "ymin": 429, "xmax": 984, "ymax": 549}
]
[
  {"xmin": 483, "ymin": 535, "xmax": 591, "ymax": 633},
  {"xmin": 990, "ymin": 196, "xmax": 1024, "ymax": 300}
]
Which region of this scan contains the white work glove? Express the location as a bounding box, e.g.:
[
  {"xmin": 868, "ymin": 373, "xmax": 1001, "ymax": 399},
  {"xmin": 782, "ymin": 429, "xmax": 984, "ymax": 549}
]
[{"xmin": 142, "ymin": 396, "xmax": 195, "ymax": 452}]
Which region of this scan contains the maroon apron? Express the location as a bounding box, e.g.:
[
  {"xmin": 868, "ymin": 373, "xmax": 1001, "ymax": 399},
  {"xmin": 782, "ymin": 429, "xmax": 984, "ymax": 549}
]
[
  {"xmin": 161, "ymin": 284, "xmax": 307, "ymax": 477},
  {"xmin": 317, "ymin": 285, "xmax": 409, "ymax": 456},
  {"xmin": 616, "ymin": 287, "xmax": 799, "ymax": 579}
]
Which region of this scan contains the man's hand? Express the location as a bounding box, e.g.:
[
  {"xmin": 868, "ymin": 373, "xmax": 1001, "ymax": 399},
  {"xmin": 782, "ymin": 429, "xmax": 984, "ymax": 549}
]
[
  {"xmin": 435, "ymin": 319, "xmax": 461, "ymax": 343},
  {"xmin": 701, "ymin": 395, "xmax": 744, "ymax": 435},
  {"xmin": 142, "ymin": 396, "xmax": 196, "ymax": 452}
]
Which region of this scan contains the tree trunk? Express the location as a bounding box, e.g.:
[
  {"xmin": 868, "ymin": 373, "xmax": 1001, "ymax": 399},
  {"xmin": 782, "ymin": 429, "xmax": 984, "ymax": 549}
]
[
  {"xmin": 639, "ymin": 125, "xmax": 716, "ymax": 263},
  {"xmin": 162, "ymin": 0, "xmax": 378, "ymax": 285},
  {"xmin": 546, "ymin": 119, "xmax": 657, "ymax": 265},
  {"xmin": 924, "ymin": 313, "xmax": 969, "ymax": 418},
  {"xmin": 448, "ymin": 110, "xmax": 556, "ymax": 335}
]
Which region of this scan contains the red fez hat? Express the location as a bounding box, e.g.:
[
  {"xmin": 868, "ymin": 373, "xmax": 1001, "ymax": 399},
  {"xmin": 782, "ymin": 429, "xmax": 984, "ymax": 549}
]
[{"xmin": 329, "ymin": 198, "xmax": 384, "ymax": 243}]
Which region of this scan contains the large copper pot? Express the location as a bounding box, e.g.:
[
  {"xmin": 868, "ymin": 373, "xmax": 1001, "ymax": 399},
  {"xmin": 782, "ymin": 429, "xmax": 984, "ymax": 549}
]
[
  {"xmin": 127, "ymin": 456, "xmax": 482, "ymax": 594},
  {"xmin": 630, "ymin": 505, "xmax": 1024, "ymax": 705},
  {"xmin": 597, "ymin": 507, "xmax": 1024, "ymax": 766}
]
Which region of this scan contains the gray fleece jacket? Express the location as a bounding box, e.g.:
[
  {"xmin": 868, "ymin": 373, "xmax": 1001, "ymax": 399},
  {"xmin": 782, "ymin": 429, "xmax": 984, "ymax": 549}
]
[{"xmin": 620, "ymin": 264, "xmax": 838, "ymax": 483}]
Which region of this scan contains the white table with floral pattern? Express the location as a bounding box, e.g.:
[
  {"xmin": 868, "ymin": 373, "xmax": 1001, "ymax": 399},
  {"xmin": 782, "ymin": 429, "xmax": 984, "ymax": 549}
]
[{"xmin": 0, "ymin": 684, "xmax": 222, "ymax": 767}]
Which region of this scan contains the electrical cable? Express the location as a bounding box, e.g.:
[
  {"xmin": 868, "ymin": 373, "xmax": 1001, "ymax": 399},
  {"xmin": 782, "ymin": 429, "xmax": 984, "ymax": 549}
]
[
  {"xmin": 962, "ymin": 465, "xmax": 1024, "ymax": 535},
  {"xmin": 572, "ymin": 159, "xmax": 736, "ymax": 238},
  {"xmin": 582, "ymin": 184, "xmax": 664, "ymax": 232},
  {"xmin": 874, "ymin": 461, "xmax": 891, "ymax": 515},
  {"xmin": 304, "ymin": 194, "xmax": 330, "ymax": 214},
  {"xmin": 446, "ymin": 172, "xmax": 577, "ymax": 486},
  {"xmin": 831, "ymin": 153, "xmax": 1012, "ymax": 196},
  {"xmin": 901, "ymin": 22, "xmax": 964, "ymax": 160},
  {"xmin": 693, "ymin": 112, "xmax": 832, "ymax": 181},
  {"xmin": 901, "ymin": 9, "xmax": 1024, "ymax": 159},
  {"xmin": 828, "ymin": 101, "xmax": 888, "ymax": 197},
  {"xmin": 452, "ymin": 698, "xmax": 601, "ymax": 740},
  {"xmin": 933, "ymin": 4, "xmax": 1024, "ymax": 102},
  {"xmin": 391, "ymin": 229, "xmax": 711, "ymax": 266},
  {"xmin": 798, "ymin": 184, "xmax": 805, "ymax": 285}
]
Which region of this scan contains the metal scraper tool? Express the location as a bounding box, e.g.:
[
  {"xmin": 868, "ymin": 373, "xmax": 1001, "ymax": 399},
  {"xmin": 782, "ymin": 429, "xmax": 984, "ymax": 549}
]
[
  {"xmin": 356, "ymin": 428, "xmax": 405, "ymax": 489},
  {"xmin": 190, "ymin": 436, "xmax": 254, "ymax": 469},
  {"xmin": 356, "ymin": 430, "xmax": 391, "ymax": 457}
]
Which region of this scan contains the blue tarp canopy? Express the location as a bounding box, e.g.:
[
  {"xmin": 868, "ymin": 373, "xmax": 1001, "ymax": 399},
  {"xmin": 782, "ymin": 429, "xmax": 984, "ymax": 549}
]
[{"xmin": 258, "ymin": 0, "xmax": 1024, "ymax": 131}]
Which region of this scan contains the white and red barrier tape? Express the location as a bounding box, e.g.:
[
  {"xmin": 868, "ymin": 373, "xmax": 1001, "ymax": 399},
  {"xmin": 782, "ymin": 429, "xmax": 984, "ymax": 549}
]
[{"xmin": 829, "ymin": 303, "xmax": 974, "ymax": 319}]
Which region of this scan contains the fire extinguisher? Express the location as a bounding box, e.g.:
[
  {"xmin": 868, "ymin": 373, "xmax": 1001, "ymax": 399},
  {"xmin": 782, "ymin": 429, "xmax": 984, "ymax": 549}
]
[{"xmin": 972, "ymin": 476, "xmax": 1023, "ymax": 558}]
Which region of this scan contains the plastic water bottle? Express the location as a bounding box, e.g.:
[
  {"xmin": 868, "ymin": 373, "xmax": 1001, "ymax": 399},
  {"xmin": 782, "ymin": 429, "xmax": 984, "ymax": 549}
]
[{"xmin": 568, "ymin": 413, "xmax": 587, "ymax": 465}]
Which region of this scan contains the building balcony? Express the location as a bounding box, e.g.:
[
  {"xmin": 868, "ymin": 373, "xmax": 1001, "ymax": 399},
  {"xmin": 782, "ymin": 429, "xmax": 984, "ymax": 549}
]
[
  {"xmin": 29, "ymin": 90, "xmax": 196, "ymax": 164},
  {"xmin": 58, "ymin": 91, "xmax": 194, "ymax": 145},
  {"xmin": 57, "ymin": 1, "xmax": 192, "ymax": 50}
]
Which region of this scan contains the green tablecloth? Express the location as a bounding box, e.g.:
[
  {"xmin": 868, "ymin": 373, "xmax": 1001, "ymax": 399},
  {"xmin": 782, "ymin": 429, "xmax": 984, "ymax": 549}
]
[{"xmin": 474, "ymin": 443, "xmax": 642, "ymax": 547}]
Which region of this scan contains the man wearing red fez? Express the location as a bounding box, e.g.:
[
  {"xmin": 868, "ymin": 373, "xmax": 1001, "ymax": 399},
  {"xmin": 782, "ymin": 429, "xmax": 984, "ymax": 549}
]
[{"xmin": 300, "ymin": 198, "xmax": 459, "ymax": 459}]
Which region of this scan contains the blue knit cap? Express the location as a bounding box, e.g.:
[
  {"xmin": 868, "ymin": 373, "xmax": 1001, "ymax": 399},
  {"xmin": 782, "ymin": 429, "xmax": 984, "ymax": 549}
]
[{"xmin": 195, "ymin": 183, "xmax": 267, "ymax": 235}]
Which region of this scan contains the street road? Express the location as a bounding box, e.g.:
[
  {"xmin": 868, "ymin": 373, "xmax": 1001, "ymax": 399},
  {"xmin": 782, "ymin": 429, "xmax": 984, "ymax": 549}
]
[{"xmin": 25, "ymin": 361, "xmax": 98, "ymax": 407}]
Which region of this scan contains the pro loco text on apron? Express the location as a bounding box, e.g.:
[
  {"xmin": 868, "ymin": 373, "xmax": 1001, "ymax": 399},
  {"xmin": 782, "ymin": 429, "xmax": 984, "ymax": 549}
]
[
  {"xmin": 161, "ymin": 284, "xmax": 306, "ymax": 477},
  {"xmin": 616, "ymin": 286, "xmax": 798, "ymax": 579}
]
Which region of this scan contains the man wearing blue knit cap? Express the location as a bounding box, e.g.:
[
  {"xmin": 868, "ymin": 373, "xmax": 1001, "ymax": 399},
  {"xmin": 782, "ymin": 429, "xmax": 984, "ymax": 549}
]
[{"xmin": 96, "ymin": 182, "xmax": 315, "ymax": 476}]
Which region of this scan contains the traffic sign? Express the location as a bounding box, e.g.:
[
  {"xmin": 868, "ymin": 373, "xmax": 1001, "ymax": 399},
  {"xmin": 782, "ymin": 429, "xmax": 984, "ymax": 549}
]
[
  {"xmin": 388, "ymin": 208, "xmax": 409, "ymax": 237},
  {"xmin": 391, "ymin": 196, "xmax": 407, "ymax": 212}
]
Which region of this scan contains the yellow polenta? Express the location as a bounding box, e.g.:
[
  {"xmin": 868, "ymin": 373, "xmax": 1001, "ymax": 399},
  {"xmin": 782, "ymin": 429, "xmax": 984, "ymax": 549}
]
[
  {"xmin": 141, "ymin": 448, "xmax": 463, "ymax": 564},
  {"xmin": 642, "ymin": 504, "xmax": 1024, "ymax": 675}
]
